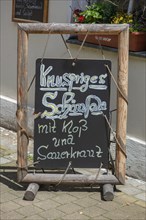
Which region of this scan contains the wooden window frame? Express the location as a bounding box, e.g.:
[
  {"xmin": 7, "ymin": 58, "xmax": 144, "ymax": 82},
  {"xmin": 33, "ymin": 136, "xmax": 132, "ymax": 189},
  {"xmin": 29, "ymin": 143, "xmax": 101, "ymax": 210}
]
[
  {"xmin": 17, "ymin": 23, "xmax": 129, "ymax": 185},
  {"xmin": 12, "ymin": 0, "xmax": 49, "ymax": 23}
]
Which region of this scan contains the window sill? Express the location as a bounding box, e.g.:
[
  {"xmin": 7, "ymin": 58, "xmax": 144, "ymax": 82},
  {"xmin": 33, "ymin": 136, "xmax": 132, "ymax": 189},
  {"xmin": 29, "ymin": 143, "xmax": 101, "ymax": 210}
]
[{"xmin": 67, "ymin": 37, "xmax": 146, "ymax": 58}]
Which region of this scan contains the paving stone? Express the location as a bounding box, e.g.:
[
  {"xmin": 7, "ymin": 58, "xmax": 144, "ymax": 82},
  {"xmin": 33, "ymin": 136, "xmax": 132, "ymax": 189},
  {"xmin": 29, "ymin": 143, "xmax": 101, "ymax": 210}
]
[
  {"xmin": 0, "ymin": 145, "xmax": 15, "ymax": 157},
  {"xmin": 103, "ymin": 204, "xmax": 146, "ymax": 220},
  {"xmin": 1, "ymin": 192, "xmax": 18, "ymax": 203},
  {"xmin": 0, "ymin": 211, "xmax": 24, "ymax": 220},
  {"xmin": 92, "ymin": 199, "xmax": 124, "ymax": 211},
  {"xmin": 135, "ymin": 192, "xmax": 146, "ymax": 201},
  {"xmin": 0, "ymin": 127, "xmax": 33, "ymax": 155},
  {"xmin": 52, "ymin": 193, "xmax": 77, "ymax": 204},
  {"xmin": 0, "ymin": 160, "xmax": 16, "ymax": 167},
  {"xmin": 79, "ymin": 205, "xmax": 107, "ymax": 218},
  {"xmin": 115, "ymin": 185, "xmax": 125, "ymax": 191},
  {"xmin": 75, "ymin": 168, "xmax": 92, "ymax": 175},
  {"xmin": 73, "ymin": 197, "xmax": 98, "ymax": 208},
  {"xmin": 120, "ymin": 186, "xmax": 142, "ymax": 196},
  {"xmin": 126, "ymin": 177, "xmax": 146, "ymax": 187},
  {"xmin": 135, "ymin": 200, "xmax": 146, "ymax": 208},
  {"xmin": 62, "ymin": 212, "xmax": 89, "ymax": 220},
  {"xmin": 13, "ymin": 197, "xmax": 40, "ymax": 206},
  {"xmin": 114, "ymin": 190, "xmax": 124, "ymax": 197},
  {"xmin": 68, "ymin": 191, "xmax": 91, "ymax": 199},
  {"xmin": 39, "ymin": 208, "xmax": 65, "ymax": 219},
  {"xmin": 24, "ymin": 214, "xmax": 46, "ymax": 219},
  {"xmin": 89, "ymin": 191, "xmax": 103, "ymax": 200},
  {"xmin": 0, "ymin": 201, "xmax": 21, "ymax": 212},
  {"xmin": 137, "ymin": 184, "xmax": 146, "ymax": 191},
  {"xmin": 0, "ymin": 183, "xmax": 11, "ymax": 193},
  {"xmin": 114, "ymin": 194, "xmax": 138, "ymax": 205},
  {"xmin": 35, "ymin": 191, "xmax": 56, "ymax": 201},
  {"xmin": 57, "ymin": 203, "xmax": 82, "ymax": 214},
  {"xmin": 0, "ymin": 157, "xmax": 11, "ymax": 165},
  {"xmin": 5, "ymin": 153, "xmax": 17, "ymax": 161},
  {"xmin": 34, "ymin": 199, "xmax": 60, "ymax": 210},
  {"xmin": 16, "ymin": 205, "xmax": 44, "ymax": 217},
  {"xmin": 9, "ymin": 189, "xmax": 26, "ymax": 198},
  {"xmin": 88, "ymin": 216, "xmax": 110, "ymax": 220}
]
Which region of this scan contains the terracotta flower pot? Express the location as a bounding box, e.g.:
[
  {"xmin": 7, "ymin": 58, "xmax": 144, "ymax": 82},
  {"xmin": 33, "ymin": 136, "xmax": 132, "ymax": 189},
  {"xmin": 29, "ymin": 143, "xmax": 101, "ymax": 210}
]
[
  {"xmin": 129, "ymin": 32, "xmax": 146, "ymax": 52},
  {"xmin": 78, "ymin": 32, "xmax": 146, "ymax": 52}
]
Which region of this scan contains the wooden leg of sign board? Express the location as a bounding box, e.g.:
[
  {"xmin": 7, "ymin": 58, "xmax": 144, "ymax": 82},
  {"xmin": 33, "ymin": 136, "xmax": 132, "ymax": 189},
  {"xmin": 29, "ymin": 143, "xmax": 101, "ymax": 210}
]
[
  {"xmin": 23, "ymin": 183, "xmax": 40, "ymax": 201},
  {"xmin": 17, "ymin": 29, "xmax": 29, "ymax": 182},
  {"xmin": 102, "ymin": 184, "xmax": 114, "ymax": 201},
  {"xmin": 115, "ymin": 29, "xmax": 129, "ymax": 184}
]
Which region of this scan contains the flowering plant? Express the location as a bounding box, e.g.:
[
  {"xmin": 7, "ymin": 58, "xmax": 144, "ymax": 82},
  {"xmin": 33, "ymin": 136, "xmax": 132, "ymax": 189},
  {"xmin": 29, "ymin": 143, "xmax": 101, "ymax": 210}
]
[
  {"xmin": 111, "ymin": 12, "xmax": 146, "ymax": 32},
  {"xmin": 73, "ymin": 1, "xmax": 146, "ymax": 32},
  {"xmin": 73, "ymin": 9, "xmax": 85, "ymax": 23},
  {"xmin": 73, "ymin": 2, "xmax": 116, "ymax": 24}
]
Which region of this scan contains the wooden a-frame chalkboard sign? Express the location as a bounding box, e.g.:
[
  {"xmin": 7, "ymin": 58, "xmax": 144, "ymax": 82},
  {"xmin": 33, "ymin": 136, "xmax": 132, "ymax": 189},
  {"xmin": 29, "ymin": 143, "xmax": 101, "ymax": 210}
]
[
  {"xmin": 34, "ymin": 59, "xmax": 111, "ymax": 169},
  {"xmin": 12, "ymin": 0, "xmax": 48, "ymax": 23},
  {"xmin": 16, "ymin": 23, "xmax": 129, "ymax": 202}
]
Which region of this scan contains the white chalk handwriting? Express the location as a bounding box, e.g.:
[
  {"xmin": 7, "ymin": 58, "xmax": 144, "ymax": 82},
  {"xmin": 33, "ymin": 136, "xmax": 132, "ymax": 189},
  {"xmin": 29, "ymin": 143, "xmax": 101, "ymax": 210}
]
[
  {"xmin": 62, "ymin": 119, "xmax": 88, "ymax": 138},
  {"xmin": 37, "ymin": 145, "xmax": 103, "ymax": 160},
  {"xmin": 41, "ymin": 91, "xmax": 107, "ymax": 119},
  {"xmin": 38, "ymin": 119, "xmax": 56, "ymax": 134},
  {"xmin": 40, "ymin": 64, "xmax": 108, "ymax": 92},
  {"xmin": 52, "ymin": 134, "xmax": 75, "ymax": 147}
]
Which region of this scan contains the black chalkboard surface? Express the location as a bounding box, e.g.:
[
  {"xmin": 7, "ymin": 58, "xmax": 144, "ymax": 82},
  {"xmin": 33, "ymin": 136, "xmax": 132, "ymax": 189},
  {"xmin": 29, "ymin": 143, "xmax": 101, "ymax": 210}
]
[
  {"xmin": 12, "ymin": 0, "xmax": 48, "ymax": 22},
  {"xmin": 34, "ymin": 59, "xmax": 111, "ymax": 169}
]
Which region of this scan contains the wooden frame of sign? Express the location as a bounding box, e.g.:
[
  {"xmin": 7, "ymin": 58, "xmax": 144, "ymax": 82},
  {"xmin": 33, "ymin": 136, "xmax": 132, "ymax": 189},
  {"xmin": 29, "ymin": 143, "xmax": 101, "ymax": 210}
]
[
  {"xmin": 12, "ymin": 0, "xmax": 48, "ymax": 23},
  {"xmin": 17, "ymin": 23, "xmax": 129, "ymax": 188}
]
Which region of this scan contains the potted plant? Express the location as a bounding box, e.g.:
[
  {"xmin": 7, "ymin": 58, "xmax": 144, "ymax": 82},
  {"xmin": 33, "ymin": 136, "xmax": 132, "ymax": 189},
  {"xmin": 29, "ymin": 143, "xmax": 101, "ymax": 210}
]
[
  {"xmin": 73, "ymin": 1, "xmax": 146, "ymax": 52},
  {"xmin": 111, "ymin": 11, "xmax": 146, "ymax": 51}
]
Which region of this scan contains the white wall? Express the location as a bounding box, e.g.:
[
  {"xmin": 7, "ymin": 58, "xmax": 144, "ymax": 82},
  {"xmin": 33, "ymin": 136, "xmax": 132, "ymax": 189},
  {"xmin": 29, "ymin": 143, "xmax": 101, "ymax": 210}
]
[
  {"xmin": 0, "ymin": 0, "xmax": 17, "ymax": 100},
  {"xmin": 128, "ymin": 56, "xmax": 146, "ymax": 141},
  {"xmin": 0, "ymin": 0, "xmax": 71, "ymax": 104}
]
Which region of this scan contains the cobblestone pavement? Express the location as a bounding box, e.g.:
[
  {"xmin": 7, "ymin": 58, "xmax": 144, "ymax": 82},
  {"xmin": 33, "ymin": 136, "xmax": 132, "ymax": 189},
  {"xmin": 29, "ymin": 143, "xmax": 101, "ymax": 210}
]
[{"xmin": 0, "ymin": 127, "xmax": 146, "ymax": 220}]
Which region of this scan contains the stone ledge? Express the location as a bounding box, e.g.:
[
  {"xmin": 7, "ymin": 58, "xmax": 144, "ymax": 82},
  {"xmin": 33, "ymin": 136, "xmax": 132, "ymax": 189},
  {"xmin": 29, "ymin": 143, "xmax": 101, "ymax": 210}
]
[
  {"xmin": 67, "ymin": 38, "xmax": 146, "ymax": 58},
  {"xmin": 0, "ymin": 95, "xmax": 34, "ymax": 137}
]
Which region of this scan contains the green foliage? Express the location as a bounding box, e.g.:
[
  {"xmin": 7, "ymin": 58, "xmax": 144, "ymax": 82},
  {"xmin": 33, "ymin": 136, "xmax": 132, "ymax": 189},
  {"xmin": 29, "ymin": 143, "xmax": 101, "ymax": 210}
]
[
  {"xmin": 111, "ymin": 12, "xmax": 146, "ymax": 32},
  {"xmin": 73, "ymin": 0, "xmax": 146, "ymax": 32},
  {"xmin": 80, "ymin": 3, "xmax": 103, "ymax": 23},
  {"xmin": 80, "ymin": 2, "xmax": 117, "ymax": 23},
  {"xmin": 111, "ymin": 12, "xmax": 133, "ymax": 24},
  {"xmin": 129, "ymin": 22, "xmax": 146, "ymax": 32}
]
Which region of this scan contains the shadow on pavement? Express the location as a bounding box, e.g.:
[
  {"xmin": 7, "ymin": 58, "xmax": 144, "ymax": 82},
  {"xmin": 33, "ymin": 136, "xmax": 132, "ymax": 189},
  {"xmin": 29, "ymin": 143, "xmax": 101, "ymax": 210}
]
[
  {"xmin": 0, "ymin": 170, "xmax": 102, "ymax": 193},
  {"xmin": 0, "ymin": 171, "xmax": 27, "ymax": 190}
]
